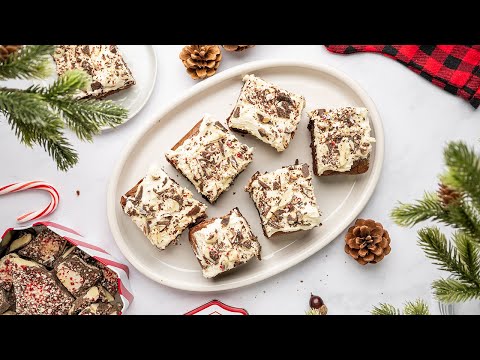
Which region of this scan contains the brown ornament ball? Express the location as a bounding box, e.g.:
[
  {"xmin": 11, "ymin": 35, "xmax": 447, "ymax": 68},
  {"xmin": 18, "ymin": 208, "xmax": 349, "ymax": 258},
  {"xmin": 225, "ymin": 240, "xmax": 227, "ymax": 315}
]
[
  {"xmin": 179, "ymin": 45, "xmax": 222, "ymax": 80},
  {"xmin": 222, "ymin": 45, "xmax": 255, "ymax": 52},
  {"xmin": 345, "ymin": 219, "xmax": 391, "ymax": 265}
]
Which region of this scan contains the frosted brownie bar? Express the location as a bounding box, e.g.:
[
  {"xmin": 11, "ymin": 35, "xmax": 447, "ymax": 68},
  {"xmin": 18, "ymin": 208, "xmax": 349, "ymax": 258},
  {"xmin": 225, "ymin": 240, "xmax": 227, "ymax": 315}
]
[
  {"xmin": 227, "ymin": 74, "xmax": 306, "ymax": 152},
  {"xmin": 189, "ymin": 208, "xmax": 261, "ymax": 278},
  {"xmin": 307, "ymin": 107, "xmax": 375, "ymax": 176},
  {"xmin": 53, "ymin": 45, "xmax": 135, "ymax": 99},
  {"xmin": 121, "ymin": 165, "xmax": 208, "ymax": 250},
  {"xmin": 245, "ymin": 162, "xmax": 322, "ymax": 238},
  {"xmin": 166, "ymin": 114, "xmax": 254, "ymax": 203}
]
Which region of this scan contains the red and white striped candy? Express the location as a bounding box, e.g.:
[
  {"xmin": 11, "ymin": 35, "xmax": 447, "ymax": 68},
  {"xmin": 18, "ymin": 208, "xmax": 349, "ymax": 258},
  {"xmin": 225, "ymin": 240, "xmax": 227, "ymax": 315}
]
[{"xmin": 0, "ymin": 181, "xmax": 60, "ymax": 223}]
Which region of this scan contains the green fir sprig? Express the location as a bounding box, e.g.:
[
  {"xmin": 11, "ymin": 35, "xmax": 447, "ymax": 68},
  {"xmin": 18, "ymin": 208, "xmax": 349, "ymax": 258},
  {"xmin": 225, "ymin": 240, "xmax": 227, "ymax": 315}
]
[
  {"xmin": 0, "ymin": 45, "xmax": 128, "ymax": 171},
  {"xmin": 371, "ymin": 299, "xmax": 430, "ymax": 315},
  {"xmin": 391, "ymin": 141, "xmax": 480, "ymax": 303}
]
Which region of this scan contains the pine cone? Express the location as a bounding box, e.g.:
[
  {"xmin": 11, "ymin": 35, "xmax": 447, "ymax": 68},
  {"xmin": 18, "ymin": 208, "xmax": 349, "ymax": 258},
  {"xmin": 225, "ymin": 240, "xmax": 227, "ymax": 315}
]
[
  {"xmin": 345, "ymin": 219, "xmax": 391, "ymax": 265},
  {"xmin": 438, "ymin": 183, "xmax": 461, "ymax": 206},
  {"xmin": 0, "ymin": 45, "xmax": 22, "ymax": 62},
  {"xmin": 222, "ymin": 45, "xmax": 255, "ymax": 52},
  {"xmin": 179, "ymin": 45, "xmax": 222, "ymax": 80}
]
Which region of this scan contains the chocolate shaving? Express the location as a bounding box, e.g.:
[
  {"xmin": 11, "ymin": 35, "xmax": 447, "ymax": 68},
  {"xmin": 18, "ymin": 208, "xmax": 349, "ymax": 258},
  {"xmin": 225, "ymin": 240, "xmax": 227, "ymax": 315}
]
[
  {"xmin": 242, "ymin": 240, "xmax": 251, "ymax": 249},
  {"xmin": 301, "ymin": 164, "xmax": 309, "ymax": 177},
  {"xmin": 258, "ymin": 179, "xmax": 270, "ymax": 190},
  {"xmin": 173, "ymin": 195, "xmax": 183, "ymax": 206},
  {"xmin": 276, "ymin": 93, "xmax": 293, "ymax": 104},
  {"xmin": 221, "ymin": 217, "xmax": 229, "ymax": 226},
  {"xmin": 109, "ymin": 45, "xmax": 117, "ymax": 53},
  {"xmin": 187, "ymin": 206, "xmax": 200, "ymax": 216},
  {"xmin": 162, "ymin": 177, "xmax": 168, "ymax": 187},
  {"xmin": 257, "ymin": 113, "xmax": 264, "ymax": 122},
  {"xmin": 82, "ymin": 46, "xmax": 90, "ymax": 56},
  {"xmin": 91, "ymin": 81, "xmax": 102, "ymax": 90},
  {"xmin": 157, "ymin": 219, "xmax": 171, "ymax": 226},
  {"xmin": 258, "ymin": 128, "xmax": 267, "ymax": 138},
  {"xmin": 233, "ymin": 107, "xmax": 240, "ymax": 118},
  {"xmin": 135, "ymin": 186, "xmax": 143, "ymax": 202},
  {"xmin": 209, "ymin": 250, "xmax": 219, "ymax": 262},
  {"xmin": 272, "ymin": 181, "xmax": 280, "ymax": 190}
]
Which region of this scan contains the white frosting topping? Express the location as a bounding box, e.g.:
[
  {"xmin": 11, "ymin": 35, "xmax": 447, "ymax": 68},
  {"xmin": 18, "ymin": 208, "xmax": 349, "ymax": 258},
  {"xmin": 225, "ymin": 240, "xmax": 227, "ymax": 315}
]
[
  {"xmin": 246, "ymin": 163, "xmax": 322, "ymax": 237},
  {"xmin": 166, "ymin": 114, "xmax": 254, "ymax": 203},
  {"xmin": 191, "ymin": 208, "xmax": 261, "ymax": 278},
  {"xmin": 123, "ymin": 165, "xmax": 208, "ymax": 250},
  {"xmin": 228, "ymin": 74, "xmax": 306, "ymax": 152},
  {"xmin": 308, "ymin": 107, "xmax": 375, "ymax": 175},
  {"xmin": 53, "ymin": 45, "xmax": 135, "ymax": 98}
]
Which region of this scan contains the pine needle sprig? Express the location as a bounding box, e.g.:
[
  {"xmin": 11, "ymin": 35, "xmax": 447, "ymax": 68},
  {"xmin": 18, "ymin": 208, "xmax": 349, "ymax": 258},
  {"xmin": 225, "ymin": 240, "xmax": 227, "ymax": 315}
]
[
  {"xmin": 0, "ymin": 45, "xmax": 55, "ymax": 80},
  {"xmin": 417, "ymin": 227, "xmax": 477, "ymax": 285},
  {"xmin": 371, "ymin": 303, "xmax": 401, "ymax": 315},
  {"xmin": 392, "ymin": 193, "xmax": 480, "ymax": 239},
  {"xmin": 371, "ymin": 299, "xmax": 430, "ymax": 315},
  {"xmin": 0, "ymin": 68, "xmax": 127, "ymax": 170},
  {"xmin": 433, "ymin": 278, "xmax": 480, "ymax": 303}
]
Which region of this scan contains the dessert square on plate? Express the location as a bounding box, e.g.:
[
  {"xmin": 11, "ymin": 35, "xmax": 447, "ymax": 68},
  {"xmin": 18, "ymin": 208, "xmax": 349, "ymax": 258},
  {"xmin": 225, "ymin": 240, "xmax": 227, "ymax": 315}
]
[
  {"xmin": 245, "ymin": 162, "xmax": 322, "ymax": 238},
  {"xmin": 165, "ymin": 113, "xmax": 254, "ymax": 203},
  {"xmin": 189, "ymin": 208, "xmax": 261, "ymax": 278},
  {"xmin": 307, "ymin": 107, "xmax": 376, "ymax": 176},
  {"xmin": 53, "ymin": 45, "xmax": 136, "ymax": 99},
  {"xmin": 227, "ymin": 74, "xmax": 306, "ymax": 152},
  {"xmin": 121, "ymin": 165, "xmax": 208, "ymax": 250}
]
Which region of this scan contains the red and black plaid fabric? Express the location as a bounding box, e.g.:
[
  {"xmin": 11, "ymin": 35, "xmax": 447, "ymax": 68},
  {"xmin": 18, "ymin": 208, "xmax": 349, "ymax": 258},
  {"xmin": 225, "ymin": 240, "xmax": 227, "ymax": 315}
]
[{"xmin": 325, "ymin": 45, "xmax": 480, "ymax": 109}]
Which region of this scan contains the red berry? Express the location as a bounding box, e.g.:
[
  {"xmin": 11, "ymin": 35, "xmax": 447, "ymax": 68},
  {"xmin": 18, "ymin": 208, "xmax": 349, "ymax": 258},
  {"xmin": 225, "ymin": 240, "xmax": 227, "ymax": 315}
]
[{"xmin": 309, "ymin": 293, "xmax": 324, "ymax": 309}]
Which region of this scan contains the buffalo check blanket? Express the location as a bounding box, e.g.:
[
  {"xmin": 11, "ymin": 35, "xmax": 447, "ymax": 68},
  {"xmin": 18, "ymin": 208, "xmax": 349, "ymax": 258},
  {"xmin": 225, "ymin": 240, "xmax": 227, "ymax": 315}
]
[{"xmin": 326, "ymin": 45, "xmax": 480, "ymax": 109}]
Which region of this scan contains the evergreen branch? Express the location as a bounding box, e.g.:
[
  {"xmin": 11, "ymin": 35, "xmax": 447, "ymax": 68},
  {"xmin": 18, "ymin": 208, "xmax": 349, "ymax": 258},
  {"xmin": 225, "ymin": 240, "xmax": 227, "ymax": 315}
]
[
  {"xmin": 433, "ymin": 278, "xmax": 480, "ymax": 303},
  {"xmin": 45, "ymin": 69, "xmax": 90, "ymax": 97},
  {"xmin": 371, "ymin": 303, "xmax": 401, "ymax": 315},
  {"xmin": 392, "ymin": 192, "xmax": 480, "ymax": 239},
  {"xmin": 403, "ymin": 299, "xmax": 430, "ymax": 315},
  {"xmin": 417, "ymin": 227, "xmax": 475, "ymax": 284},
  {"xmin": 391, "ymin": 192, "xmax": 444, "ymax": 227},
  {"xmin": 441, "ymin": 141, "xmax": 480, "ymax": 209},
  {"xmin": 0, "ymin": 45, "xmax": 55, "ymax": 80},
  {"xmin": 52, "ymin": 98, "xmax": 127, "ymax": 141},
  {"xmin": 0, "ymin": 89, "xmax": 78, "ymax": 171},
  {"xmin": 453, "ymin": 231, "xmax": 480, "ymax": 281}
]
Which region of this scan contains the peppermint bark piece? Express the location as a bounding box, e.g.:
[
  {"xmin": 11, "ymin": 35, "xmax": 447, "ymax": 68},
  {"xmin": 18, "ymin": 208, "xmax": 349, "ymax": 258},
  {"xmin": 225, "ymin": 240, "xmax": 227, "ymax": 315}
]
[
  {"xmin": 227, "ymin": 74, "xmax": 305, "ymax": 152},
  {"xmin": 121, "ymin": 165, "xmax": 208, "ymax": 250},
  {"xmin": 17, "ymin": 228, "xmax": 66, "ymax": 268},
  {"xmin": 10, "ymin": 258, "xmax": 74, "ymax": 315},
  {"xmin": 189, "ymin": 208, "xmax": 261, "ymax": 278},
  {"xmin": 245, "ymin": 163, "xmax": 322, "ymax": 238}
]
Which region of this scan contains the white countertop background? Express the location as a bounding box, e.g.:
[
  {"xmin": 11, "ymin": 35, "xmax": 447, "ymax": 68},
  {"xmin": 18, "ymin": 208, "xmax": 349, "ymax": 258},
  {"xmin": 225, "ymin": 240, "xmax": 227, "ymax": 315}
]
[{"xmin": 1, "ymin": 45, "xmax": 479, "ymax": 315}]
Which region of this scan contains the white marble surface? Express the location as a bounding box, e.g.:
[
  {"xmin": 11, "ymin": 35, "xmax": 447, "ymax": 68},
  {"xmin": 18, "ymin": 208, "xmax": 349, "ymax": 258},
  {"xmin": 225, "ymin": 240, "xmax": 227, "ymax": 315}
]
[{"xmin": 1, "ymin": 45, "xmax": 479, "ymax": 315}]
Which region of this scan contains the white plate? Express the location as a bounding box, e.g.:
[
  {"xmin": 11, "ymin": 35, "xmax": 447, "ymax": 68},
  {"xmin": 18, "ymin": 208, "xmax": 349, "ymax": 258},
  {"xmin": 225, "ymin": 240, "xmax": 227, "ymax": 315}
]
[
  {"xmin": 102, "ymin": 45, "xmax": 157, "ymax": 130},
  {"xmin": 107, "ymin": 60, "xmax": 384, "ymax": 292}
]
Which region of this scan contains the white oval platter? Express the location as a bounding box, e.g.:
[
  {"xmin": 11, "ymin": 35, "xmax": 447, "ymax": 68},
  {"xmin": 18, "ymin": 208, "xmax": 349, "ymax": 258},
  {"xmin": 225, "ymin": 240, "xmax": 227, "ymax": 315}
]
[{"xmin": 107, "ymin": 60, "xmax": 384, "ymax": 292}]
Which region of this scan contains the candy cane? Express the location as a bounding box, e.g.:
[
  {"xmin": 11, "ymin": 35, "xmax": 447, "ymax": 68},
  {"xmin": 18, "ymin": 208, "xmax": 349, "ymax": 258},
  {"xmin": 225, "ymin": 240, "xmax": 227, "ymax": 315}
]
[{"xmin": 0, "ymin": 181, "xmax": 60, "ymax": 223}]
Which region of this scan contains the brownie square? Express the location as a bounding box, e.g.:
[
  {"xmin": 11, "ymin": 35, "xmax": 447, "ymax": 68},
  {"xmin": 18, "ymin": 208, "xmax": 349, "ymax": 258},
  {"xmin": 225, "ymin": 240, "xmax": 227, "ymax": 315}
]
[
  {"xmin": 121, "ymin": 165, "xmax": 208, "ymax": 250},
  {"xmin": 18, "ymin": 228, "xmax": 66, "ymax": 268},
  {"xmin": 54, "ymin": 254, "xmax": 102, "ymax": 297},
  {"xmin": 307, "ymin": 107, "xmax": 375, "ymax": 176},
  {"xmin": 189, "ymin": 208, "xmax": 261, "ymax": 278},
  {"xmin": 52, "ymin": 45, "xmax": 135, "ymax": 99},
  {"xmin": 227, "ymin": 74, "xmax": 306, "ymax": 152},
  {"xmin": 166, "ymin": 114, "xmax": 254, "ymax": 203},
  {"xmin": 245, "ymin": 162, "xmax": 322, "ymax": 238}
]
